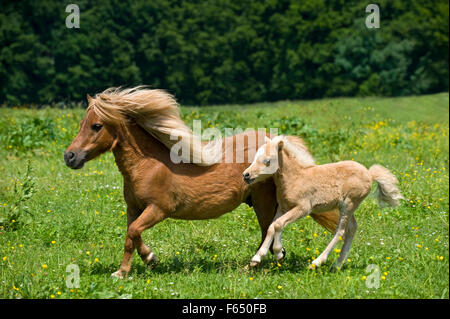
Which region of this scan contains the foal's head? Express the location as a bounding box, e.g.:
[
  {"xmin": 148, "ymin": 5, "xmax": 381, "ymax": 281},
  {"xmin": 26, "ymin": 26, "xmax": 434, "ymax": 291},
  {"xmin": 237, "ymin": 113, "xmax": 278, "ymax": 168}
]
[
  {"xmin": 243, "ymin": 136, "xmax": 283, "ymax": 184},
  {"xmin": 64, "ymin": 96, "xmax": 118, "ymax": 169}
]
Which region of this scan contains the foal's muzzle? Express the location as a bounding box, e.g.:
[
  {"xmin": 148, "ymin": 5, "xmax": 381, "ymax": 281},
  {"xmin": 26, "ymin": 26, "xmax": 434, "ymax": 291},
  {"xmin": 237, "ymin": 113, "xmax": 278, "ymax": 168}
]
[
  {"xmin": 243, "ymin": 172, "xmax": 255, "ymax": 184},
  {"xmin": 64, "ymin": 150, "xmax": 86, "ymax": 169}
]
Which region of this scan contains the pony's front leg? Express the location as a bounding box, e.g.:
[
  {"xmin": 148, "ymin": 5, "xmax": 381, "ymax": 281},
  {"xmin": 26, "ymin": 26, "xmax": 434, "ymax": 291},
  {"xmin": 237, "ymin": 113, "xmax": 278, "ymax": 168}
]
[
  {"xmin": 112, "ymin": 204, "xmax": 166, "ymax": 278},
  {"xmin": 112, "ymin": 207, "xmax": 140, "ymax": 278},
  {"xmin": 129, "ymin": 204, "xmax": 166, "ymax": 265}
]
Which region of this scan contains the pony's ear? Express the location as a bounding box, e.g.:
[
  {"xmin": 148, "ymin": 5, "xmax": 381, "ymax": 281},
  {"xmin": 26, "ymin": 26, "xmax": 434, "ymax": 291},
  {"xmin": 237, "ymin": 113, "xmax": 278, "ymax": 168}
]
[
  {"xmin": 86, "ymin": 94, "xmax": 93, "ymax": 104},
  {"xmin": 264, "ymin": 136, "xmax": 272, "ymax": 143}
]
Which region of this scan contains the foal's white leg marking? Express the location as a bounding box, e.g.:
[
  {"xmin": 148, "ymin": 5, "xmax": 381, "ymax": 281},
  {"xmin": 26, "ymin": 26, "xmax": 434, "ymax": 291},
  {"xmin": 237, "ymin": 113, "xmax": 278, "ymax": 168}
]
[
  {"xmin": 273, "ymin": 230, "xmax": 284, "ymax": 261},
  {"xmin": 270, "ymin": 209, "xmax": 287, "ymax": 260},
  {"xmin": 310, "ymin": 208, "xmax": 349, "ymax": 268},
  {"xmin": 250, "ymin": 208, "xmax": 284, "ymax": 265},
  {"xmin": 250, "ymin": 224, "xmax": 276, "ymax": 265},
  {"xmin": 335, "ymin": 214, "xmax": 357, "ymax": 268},
  {"xmin": 251, "ymin": 206, "xmax": 309, "ymax": 266}
]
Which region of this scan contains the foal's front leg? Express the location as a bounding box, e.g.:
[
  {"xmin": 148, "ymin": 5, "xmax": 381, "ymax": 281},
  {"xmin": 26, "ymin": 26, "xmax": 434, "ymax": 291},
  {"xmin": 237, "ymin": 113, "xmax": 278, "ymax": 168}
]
[
  {"xmin": 272, "ymin": 205, "xmax": 310, "ymax": 261},
  {"xmin": 250, "ymin": 205, "xmax": 308, "ymax": 267},
  {"xmin": 249, "ymin": 208, "xmax": 284, "ymax": 267},
  {"xmin": 112, "ymin": 204, "xmax": 166, "ymax": 278}
]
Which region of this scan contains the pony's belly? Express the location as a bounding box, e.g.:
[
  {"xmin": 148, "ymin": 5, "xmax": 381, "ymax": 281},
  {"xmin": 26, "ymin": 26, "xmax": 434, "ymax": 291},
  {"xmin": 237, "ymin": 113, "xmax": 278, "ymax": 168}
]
[
  {"xmin": 168, "ymin": 165, "xmax": 249, "ymax": 220},
  {"xmin": 170, "ymin": 198, "xmax": 243, "ymax": 220}
]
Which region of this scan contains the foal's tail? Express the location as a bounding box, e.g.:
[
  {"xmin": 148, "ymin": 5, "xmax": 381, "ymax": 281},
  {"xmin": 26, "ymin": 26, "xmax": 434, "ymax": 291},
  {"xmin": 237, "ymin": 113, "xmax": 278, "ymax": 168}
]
[{"xmin": 369, "ymin": 165, "xmax": 404, "ymax": 207}]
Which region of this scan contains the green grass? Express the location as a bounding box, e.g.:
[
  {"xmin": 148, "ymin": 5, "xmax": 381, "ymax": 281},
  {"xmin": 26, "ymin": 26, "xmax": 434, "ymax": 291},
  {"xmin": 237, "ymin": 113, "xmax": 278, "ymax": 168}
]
[{"xmin": 0, "ymin": 93, "xmax": 448, "ymax": 299}]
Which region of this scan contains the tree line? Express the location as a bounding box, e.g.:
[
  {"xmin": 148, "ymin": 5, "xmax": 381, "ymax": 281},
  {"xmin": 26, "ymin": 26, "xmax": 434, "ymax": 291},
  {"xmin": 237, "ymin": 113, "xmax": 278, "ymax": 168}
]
[{"xmin": 0, "ymin": 0, "xmax": 448, "ymax": 106}]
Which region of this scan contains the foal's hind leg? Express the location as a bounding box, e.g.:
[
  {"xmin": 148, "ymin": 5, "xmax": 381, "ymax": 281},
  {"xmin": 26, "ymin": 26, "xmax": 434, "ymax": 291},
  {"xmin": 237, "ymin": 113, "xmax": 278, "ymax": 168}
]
[
  {"xmin": 310, "ymin": 204, "xmax": 351, "ymax": 269},
  {"xmin": 334, "ymin": 214, "xmax": 357, "ymax": 269}
]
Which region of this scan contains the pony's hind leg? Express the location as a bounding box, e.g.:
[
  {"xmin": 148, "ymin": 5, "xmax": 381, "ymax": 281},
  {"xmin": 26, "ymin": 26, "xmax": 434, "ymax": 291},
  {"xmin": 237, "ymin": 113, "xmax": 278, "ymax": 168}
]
[{"xmin": 334, "ymin": 214, "xmax": 357, "ymax": 269}]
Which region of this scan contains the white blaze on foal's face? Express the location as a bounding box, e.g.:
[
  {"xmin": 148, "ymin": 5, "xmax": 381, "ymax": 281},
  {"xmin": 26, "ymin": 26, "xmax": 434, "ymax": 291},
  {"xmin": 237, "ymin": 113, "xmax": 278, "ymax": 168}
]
[{"xmin": 243, "ymin": 136, "xmax": 280, "ymax": 184}]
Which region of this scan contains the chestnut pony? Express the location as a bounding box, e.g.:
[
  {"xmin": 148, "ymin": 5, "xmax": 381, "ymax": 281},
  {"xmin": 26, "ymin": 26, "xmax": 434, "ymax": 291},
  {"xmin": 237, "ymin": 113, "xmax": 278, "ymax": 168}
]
[{"xmin": 64, "ymin": 87, "xmax": 339, "ymax": 278}]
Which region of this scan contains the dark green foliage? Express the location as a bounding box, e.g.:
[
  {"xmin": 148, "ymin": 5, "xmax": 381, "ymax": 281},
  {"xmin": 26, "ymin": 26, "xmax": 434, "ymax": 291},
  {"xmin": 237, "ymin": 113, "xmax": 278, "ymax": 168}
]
[{"xmin": 0, "ymin": 0, "xmax": 448, "ymax": 105}]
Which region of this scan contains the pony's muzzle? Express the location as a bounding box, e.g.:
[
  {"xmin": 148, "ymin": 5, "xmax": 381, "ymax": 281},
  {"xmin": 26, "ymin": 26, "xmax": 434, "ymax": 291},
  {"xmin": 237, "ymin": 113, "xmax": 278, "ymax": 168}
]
[{"xmin": 64, "ymin": 150, "xmax": 86, "ymax": 169}]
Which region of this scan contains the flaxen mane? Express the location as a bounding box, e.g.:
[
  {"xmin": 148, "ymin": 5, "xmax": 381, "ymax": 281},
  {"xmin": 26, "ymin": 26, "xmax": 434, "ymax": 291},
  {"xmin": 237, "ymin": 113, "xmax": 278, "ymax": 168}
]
[
  {"xmin": 88, "ymin": 86, "xmax": 219, "ymax": 165},
  {"xmin": 276, "ymin": 135, "xmax": 315, "ymax": 168}
]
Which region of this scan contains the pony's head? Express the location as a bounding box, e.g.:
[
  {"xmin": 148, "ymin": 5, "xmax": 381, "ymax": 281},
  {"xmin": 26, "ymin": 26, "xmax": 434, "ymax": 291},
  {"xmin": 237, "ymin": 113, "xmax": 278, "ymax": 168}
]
[
  {"xmin": 64, "ymin": 95, "xmax": 118, "ymax": 169},
  {"xmin": 243, "ymin": 136, "xmax": 282, "ymax": 184},
  {"xmin": 65, "ymin": 86, "xmax": 219, "ymax": 169}
]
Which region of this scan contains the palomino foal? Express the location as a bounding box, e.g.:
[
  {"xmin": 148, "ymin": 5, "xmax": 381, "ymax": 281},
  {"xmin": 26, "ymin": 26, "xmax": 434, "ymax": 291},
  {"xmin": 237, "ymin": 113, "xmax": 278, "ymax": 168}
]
[{"xmin": 243, "ymin": 136, "xmax": 403, "ymax": 269}]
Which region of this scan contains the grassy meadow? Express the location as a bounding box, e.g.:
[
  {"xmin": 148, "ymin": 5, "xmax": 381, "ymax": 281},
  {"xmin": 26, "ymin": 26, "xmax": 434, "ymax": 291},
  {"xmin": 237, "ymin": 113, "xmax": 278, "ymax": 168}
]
[{"xmin": 0, "ymin": 93, "xmax": 448, "ymax": 299}]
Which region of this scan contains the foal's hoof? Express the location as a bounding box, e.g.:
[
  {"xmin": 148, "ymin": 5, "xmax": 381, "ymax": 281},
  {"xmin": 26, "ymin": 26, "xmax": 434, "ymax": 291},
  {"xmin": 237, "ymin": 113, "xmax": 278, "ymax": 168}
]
[
  {"xmin": 308, "ymin": 263, "xmax": 318, "ymax": 270},
  {"xmin": 144, "ymin": 252, "xmax": 159, "ymax": 269},
  {"xmin": 111, "ymin": 270, "xmax": 127, "ymax": 279},
  {"xmin": 331, "ymin": 263, "xmax": 342, "ymax": 272},
  {"xmin": 244, "ymin": 260, "xmax": 260, "ymax": 270},
  {"xmin": 275, "ymin": 248, "xmax": 286, "ymax": 263}
]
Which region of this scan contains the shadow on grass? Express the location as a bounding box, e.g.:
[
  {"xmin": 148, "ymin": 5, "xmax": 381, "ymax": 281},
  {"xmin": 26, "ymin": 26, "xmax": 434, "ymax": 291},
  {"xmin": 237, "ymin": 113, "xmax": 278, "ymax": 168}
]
[{"xmin": 88, "ymin": 250, "xmax": 366, "ymax": 277}]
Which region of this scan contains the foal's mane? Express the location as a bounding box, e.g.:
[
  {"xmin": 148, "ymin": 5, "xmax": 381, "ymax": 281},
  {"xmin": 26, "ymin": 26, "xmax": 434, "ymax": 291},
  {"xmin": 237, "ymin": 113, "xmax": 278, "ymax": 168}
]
[
  {"xmin": 88, "ymin": 86, "xmax": 218, "ymax": 165},
  {"xmin": 275, "ymin": 135, "xmax": 315, "ymax": 168}
]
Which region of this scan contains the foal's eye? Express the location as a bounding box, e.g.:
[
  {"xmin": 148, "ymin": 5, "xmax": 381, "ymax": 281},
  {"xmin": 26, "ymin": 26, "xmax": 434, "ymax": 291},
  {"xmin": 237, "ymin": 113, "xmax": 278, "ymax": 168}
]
[
  {"xmin": 91, "ymin": 124, "xmax": 103, "ymax": 132},
  {"xmin": 263, "ymin": 158, "xmax": 271, "ymax": 166}
]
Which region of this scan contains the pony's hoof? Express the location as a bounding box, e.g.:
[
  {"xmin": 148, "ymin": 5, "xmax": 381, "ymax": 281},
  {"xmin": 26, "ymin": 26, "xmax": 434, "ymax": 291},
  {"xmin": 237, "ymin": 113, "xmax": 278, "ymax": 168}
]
[
  {"xmin": 249, "ymin": 261, "xmax": 260, "ymax": 268},
  {"xmin": 111, "ymin": 270, "xmax": 126, "ymax": 279},
  {"xmin": 144, "ymin": 253, "xmax": 159, "ymax": 269}
]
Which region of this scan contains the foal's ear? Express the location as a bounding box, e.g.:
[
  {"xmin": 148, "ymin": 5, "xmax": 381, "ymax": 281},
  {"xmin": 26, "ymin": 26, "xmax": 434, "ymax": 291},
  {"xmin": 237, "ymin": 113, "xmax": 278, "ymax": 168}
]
[
  {"xmin": 277, "ymin": 139, "xmax": 284, "ymax": 150},
  {"xmin": 86, "ymin": 94, "xmax": 93, "ymax": 104},
  {"xmin": 264, "ymin": 136, "xmax": 272, "ymax": 143}
]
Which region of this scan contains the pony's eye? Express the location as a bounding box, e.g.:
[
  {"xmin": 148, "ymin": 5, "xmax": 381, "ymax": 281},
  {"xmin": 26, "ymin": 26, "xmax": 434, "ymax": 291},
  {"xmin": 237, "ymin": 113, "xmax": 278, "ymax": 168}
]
[
  {"xmin": 91, "ymin": 124, "xmax": 103, "ymax": 132},
  {"xmin": 263, "ymin": 158, "xmax": 271, "ymax": 166}
]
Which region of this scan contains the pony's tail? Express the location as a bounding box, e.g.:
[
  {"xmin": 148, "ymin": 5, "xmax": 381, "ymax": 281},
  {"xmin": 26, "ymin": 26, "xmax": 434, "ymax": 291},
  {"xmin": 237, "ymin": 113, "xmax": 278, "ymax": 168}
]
[{"xmin": 369, "ymin": 165, "xmax": 404, "ymax": 207}]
